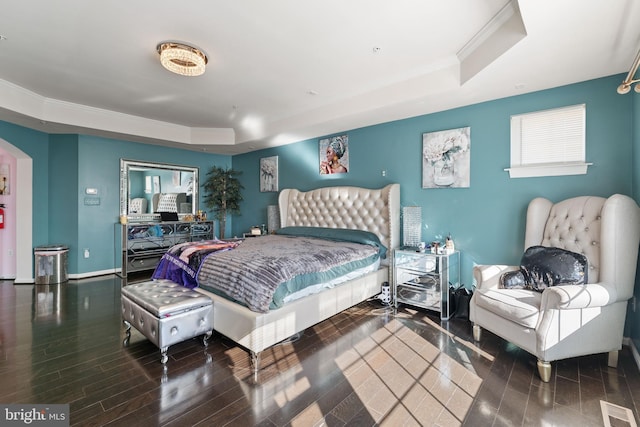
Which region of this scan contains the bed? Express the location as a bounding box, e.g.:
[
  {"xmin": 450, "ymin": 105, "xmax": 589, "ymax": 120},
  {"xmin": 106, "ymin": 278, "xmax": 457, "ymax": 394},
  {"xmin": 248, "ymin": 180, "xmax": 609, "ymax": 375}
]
[{"xmin": 153, "ymin": 184, "xmax": 400, "ymax": 371}]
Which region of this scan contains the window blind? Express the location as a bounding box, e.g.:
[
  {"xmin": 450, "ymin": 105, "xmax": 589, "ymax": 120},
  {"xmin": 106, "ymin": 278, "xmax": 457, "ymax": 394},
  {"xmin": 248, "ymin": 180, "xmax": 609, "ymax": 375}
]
[{"xmin": 508, "ymin": 104, "xmax": 589, "ymax": 178}]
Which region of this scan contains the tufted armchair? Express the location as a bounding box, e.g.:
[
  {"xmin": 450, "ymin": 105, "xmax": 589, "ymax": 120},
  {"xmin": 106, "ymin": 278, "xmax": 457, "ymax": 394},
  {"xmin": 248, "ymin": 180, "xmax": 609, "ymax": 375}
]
[
  {"xmin": 470, "ymin": 195, "xmax": 640, "ymax": 382},
  {"xmin": 129, "ymin": 198, "xmax": 148, "ymax": 214}
]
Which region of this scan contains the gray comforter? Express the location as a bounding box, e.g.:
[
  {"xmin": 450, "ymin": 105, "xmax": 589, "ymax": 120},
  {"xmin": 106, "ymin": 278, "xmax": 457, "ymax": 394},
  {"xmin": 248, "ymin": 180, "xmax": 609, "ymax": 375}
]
[{"xmin": 196, "ymin": 234, "xmax": 379, "ymax": 313}]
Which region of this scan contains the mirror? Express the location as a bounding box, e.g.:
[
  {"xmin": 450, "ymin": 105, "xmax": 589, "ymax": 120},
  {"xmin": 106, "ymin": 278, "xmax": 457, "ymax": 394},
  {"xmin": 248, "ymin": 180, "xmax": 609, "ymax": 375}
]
[{"xmin": 120, "ymin": 159, "xmax": 198, "ymax": 221}]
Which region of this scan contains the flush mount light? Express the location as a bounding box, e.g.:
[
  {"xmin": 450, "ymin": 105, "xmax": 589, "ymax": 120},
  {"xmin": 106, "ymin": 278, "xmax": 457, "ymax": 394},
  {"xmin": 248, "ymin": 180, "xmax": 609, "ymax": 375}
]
[{"xmin": 156, "ymin": 41, "xmax": 208, "ymax": 77}]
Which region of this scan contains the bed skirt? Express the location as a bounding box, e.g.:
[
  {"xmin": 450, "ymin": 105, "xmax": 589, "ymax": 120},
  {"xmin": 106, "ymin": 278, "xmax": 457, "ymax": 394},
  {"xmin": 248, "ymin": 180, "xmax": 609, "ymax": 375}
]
[{"xmin": 195, "ymin": 266, "xmax": 387, "ymax": 356}]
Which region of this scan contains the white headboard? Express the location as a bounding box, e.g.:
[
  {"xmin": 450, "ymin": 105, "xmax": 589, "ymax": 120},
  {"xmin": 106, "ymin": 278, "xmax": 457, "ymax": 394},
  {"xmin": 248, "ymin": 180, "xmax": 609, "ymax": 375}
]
[{"xmin": 278, "ymin": 184, "xmax": 400, "ymax": 252}]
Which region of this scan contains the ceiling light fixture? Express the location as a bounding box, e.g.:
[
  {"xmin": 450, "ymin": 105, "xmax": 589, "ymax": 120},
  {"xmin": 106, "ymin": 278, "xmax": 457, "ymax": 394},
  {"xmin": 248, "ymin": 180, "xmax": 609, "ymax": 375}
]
[
  {"xmin": 156, "ymin": 41, "xmax": 208, "ymax": 77},
  {"xmin": 617, "ymin": 48, "xmax": 640, "ymax": 94}
]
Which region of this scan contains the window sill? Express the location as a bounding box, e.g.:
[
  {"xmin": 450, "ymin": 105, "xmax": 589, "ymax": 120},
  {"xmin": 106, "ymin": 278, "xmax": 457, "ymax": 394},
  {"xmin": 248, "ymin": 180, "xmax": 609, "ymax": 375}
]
[{"xmin": 504, "ymin": 162, "xmax": 592, "ymax": 178}]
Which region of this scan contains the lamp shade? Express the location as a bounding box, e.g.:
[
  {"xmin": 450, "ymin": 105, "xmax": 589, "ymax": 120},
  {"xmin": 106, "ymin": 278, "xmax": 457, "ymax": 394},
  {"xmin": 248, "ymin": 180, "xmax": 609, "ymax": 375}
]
[
  {"xmin": 402, "ymin": 206, "xmax": 422, "ymax": 247},
  {"xmin": 267, "ymin": 205, "xmax": 280, "ymax": 234}
]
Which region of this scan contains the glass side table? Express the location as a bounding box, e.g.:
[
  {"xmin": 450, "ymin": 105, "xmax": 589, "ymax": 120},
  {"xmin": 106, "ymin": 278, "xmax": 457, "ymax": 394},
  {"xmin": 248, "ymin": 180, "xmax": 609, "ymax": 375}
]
[{"xmin": 393, "ymin": 248, "xmax": 460, "ymax": 319}]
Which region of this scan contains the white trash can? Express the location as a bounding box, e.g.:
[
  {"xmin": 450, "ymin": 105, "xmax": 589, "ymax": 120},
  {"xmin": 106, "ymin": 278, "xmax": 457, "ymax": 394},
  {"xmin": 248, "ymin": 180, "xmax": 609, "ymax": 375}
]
[{"xmin": 34, "ymin": 245, "xmax": 69, "ymax": 284}]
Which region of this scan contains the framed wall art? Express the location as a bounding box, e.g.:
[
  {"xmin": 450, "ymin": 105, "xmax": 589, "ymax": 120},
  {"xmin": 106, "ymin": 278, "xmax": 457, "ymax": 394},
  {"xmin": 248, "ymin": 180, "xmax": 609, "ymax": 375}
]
[
  {"xmin": 319, "ymin": 135, "xmax": 349, "ymax": 174},
  {"xmin": 152, "ymin": 176, "xmax": 161, "ymax": 193},
  {"xmin": 0, "ymin": 164, "xmax": 9, "ymax": 195},
  {"xmin": 260, "ymin": 156, "xmax": 278, "ymax": 192},
  {"xmin": 422, "ymin": 127, "xmax": 470, "ymax": 188}
]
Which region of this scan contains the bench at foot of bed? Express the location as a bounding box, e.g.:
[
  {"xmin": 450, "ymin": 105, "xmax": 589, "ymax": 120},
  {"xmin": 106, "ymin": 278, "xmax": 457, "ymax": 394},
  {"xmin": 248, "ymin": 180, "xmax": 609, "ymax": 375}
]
[{"xmin": 121, "ymin": 280, "xmax": 214, "ymax": 364}]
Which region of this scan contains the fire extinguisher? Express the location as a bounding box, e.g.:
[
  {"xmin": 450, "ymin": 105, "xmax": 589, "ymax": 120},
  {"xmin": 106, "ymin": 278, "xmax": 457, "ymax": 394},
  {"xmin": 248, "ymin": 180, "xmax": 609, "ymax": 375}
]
[{"xmin": 0, "ymin": 204, "xmax": 4, "ymax": 229}]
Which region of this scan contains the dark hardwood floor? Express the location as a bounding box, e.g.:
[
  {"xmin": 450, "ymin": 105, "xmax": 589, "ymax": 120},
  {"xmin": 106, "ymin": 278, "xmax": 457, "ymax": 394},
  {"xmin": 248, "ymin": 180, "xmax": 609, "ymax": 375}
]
[{"xmin": 1, "ymin": 276, "xmax": 639, "ymax": 426}]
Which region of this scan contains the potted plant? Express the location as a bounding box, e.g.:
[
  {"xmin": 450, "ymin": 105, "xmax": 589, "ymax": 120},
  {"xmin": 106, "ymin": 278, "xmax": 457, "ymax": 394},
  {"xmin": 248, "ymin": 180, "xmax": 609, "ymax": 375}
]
[{"xmin": 202, "ymin": 166, "xmax": 243, "ymax": 239}]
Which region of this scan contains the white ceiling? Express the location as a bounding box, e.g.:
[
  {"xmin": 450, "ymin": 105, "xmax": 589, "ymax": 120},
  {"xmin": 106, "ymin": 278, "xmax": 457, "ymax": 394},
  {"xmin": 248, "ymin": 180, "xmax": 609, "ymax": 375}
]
[{"xmin": 0, "ymin": 0, "xmax": 638, "ymax": 155}]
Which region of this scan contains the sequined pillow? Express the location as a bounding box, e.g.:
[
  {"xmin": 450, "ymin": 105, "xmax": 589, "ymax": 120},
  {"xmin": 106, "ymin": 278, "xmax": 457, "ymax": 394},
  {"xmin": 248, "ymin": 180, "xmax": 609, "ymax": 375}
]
[{"xmin": 520, "ymin": 246, "xmax": 588, "ymax": 291}]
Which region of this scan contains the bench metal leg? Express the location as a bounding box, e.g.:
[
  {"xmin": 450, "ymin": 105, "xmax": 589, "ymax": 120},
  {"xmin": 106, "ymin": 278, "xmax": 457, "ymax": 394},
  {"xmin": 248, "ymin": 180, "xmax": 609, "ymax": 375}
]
[
  {"xmin": 251, "ymin": 351, "xmax": 261, "ymax": 373},
  {"xmin": 123, "ymin": 320, "xmax": 131, "ymax": 346},
  {"xmin": 161, "ymin": 347, "xmax": 169, "ymax": 364},
  {"xmin": 203, "ymin": 330, "xmax": 213, "ymax": 347}
]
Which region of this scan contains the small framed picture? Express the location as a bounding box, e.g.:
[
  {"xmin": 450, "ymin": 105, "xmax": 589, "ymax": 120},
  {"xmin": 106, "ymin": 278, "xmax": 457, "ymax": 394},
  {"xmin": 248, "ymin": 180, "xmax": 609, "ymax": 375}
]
[
  {"xmin": 319, "ymin": 135, "xmax": 349, "ymax": 174},
  {"xmin": 0, "ymin": 164, "xmax": 9, "ymax": 195},
  {"xmin": 260, "ymin": 156, "xmax": 278, "ymax": 192},
  {"xmin": 153, "ymin": 176, "xmax": 161, "ymax": 193}
]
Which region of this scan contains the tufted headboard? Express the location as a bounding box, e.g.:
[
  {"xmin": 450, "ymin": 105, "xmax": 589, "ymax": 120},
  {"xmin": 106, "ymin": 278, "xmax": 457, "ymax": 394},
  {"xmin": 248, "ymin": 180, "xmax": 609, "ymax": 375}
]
[
  {"xmin": 152, "ymin": 192, "xmax": 187, "ymax": 213},
  {"xmin": 278, "ymin": 184, "xmax": 400, "ymax": 253}
]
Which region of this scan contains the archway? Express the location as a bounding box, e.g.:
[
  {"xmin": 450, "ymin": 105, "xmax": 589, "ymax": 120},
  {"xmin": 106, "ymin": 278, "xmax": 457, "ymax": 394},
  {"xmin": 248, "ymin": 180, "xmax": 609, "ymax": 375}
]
[{"xmin": 0, "ymin": 138, "xmax": 33, "ymax": 283}]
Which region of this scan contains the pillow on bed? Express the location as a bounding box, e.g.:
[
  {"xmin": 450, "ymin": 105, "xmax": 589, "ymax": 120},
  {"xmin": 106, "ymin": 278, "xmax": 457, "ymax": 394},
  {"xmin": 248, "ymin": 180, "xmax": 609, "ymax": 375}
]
[
  {"xmin": 276, "ymin": 226, "xmax": 387, "ymax": 259},
  {"xmin": 499, "ymin": 246, "xmax": 588, "ymax": 292}
]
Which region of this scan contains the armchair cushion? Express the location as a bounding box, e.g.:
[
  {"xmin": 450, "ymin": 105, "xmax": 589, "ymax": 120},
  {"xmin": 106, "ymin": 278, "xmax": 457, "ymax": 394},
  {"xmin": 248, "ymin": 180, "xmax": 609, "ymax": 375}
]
[
  {"xmin": 473, "ymin": 288, "xmax": 542, "ymax": 329},
  {"xmin": 500, "ymin": 246, "xmax": 588, "ymax": 292}
]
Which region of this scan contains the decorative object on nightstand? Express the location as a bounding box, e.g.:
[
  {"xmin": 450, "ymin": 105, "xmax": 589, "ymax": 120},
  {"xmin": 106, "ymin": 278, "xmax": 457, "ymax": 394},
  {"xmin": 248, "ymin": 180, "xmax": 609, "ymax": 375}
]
[
  {"xmin": 244, "ymin": 225, "xmax": 267, "ymax": 238},
  {"xmin": 445, "ymin": 233, "xmax": 455, "ymax": 254},
  {"xmin": 393, "ymin": 248, "xmax": 460, "ymax": 319}
]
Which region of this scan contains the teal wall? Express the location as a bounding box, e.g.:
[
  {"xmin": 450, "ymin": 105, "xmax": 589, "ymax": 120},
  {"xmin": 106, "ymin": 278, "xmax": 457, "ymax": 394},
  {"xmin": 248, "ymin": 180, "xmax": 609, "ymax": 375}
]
[
  {"xmin": 232, "ymin": 75, "xmax": 637, "ymax": 292},
  {"xmin": 0, "ymin": 74, "xmax": 638, "ymax": 343},
  {"xmin": 49, "ymin": 135, "xmax": 80, "ymax": 272},
  {"xmin": 73, "ymin": 135, "xmax": 231, "ymax": 274},
  {"xmin": 0, "ymin": 126, "xmax": 231, "ymax": 276}
]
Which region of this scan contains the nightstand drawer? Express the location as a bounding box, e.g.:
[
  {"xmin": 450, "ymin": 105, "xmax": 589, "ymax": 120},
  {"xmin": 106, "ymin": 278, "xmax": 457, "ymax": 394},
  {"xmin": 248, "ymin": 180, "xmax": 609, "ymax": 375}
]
[
  {"xmin": 396, "ymin": 269, "xmax": 440, "ymax": 290},
  {"xmin": 394, "ymin": 252, "xmax": 439, "ymax": 272},
  {"xmin": 396, "ymin": 283, "xmax": 441, "ymax": 310}
]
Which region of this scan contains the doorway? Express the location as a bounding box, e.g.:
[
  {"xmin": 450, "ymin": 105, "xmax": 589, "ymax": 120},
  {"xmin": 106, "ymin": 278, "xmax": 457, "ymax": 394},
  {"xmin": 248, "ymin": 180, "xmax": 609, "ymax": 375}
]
[{"xmin": 0, "ymin": 138, "xmax": 33, "ymax": 283}]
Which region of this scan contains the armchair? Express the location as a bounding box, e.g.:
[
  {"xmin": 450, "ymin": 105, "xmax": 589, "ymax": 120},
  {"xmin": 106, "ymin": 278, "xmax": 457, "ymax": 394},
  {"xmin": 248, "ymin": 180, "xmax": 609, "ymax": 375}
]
[
  {"xmin": 129, "ymin": 198, "xmax": 148, "ymax": 214},
  {"xmin": 470, "ymin": 195, "xmax": 640, "ymax": 382}
]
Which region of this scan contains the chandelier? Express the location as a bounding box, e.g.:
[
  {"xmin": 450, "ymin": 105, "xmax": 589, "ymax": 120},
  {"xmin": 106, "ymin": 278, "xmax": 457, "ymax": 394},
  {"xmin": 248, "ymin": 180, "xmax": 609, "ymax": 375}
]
[
  {"xmin": 617, "ymin": 48, "xmax": 640, "ymax": 94},
  {"xmin": 156, "ymin": 42, "xmax": 208, "ymax": 77}
]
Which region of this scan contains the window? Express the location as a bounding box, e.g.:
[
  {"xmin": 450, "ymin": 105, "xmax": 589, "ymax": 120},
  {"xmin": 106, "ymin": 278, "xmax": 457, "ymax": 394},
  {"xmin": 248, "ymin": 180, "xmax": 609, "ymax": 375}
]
[{"xmin": 506, "ymin": 104, "xmax": 591, "ymax": 178}]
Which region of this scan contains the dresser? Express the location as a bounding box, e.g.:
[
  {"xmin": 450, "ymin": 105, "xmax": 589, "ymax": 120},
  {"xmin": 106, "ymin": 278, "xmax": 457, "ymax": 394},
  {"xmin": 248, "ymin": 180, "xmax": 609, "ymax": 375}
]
[{"xmin": 119, "ymin": 221, "xmax": 214, "ymax": 277}]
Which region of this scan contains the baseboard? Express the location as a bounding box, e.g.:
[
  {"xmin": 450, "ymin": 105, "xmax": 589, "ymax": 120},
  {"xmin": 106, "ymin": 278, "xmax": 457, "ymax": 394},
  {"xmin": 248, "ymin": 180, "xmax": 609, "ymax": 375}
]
[
  {"xmin": 10, "ymin": 269, "xmax": 122, "ymax": 284},
  {"xmin": 68, "ymin": 268, "xmax": 120, "ymax": 280},
  {"xmin": 630, "ymin": 339, "xmax": 640, "ymax": 372}
]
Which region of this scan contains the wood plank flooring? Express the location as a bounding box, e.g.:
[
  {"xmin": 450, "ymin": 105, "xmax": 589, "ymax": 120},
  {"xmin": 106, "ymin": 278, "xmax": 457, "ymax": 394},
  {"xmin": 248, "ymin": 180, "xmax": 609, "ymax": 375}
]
[{"xmin": 1, "ymin": 276, "xmax": 639, "ymax": 426}]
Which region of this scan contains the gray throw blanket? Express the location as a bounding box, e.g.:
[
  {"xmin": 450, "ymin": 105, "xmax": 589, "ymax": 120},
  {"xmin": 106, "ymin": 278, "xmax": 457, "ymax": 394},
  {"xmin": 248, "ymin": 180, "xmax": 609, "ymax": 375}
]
[{"xmin": 196, "ymin": 234, "xmax": 378, "ymax": 313}]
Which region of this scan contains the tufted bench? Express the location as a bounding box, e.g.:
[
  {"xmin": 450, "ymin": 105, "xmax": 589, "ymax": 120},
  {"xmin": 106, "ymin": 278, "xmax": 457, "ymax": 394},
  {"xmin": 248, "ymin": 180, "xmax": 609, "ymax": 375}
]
[{"xmin": 121, "ymin": 280, "xmax": 213, "ymax": 364}]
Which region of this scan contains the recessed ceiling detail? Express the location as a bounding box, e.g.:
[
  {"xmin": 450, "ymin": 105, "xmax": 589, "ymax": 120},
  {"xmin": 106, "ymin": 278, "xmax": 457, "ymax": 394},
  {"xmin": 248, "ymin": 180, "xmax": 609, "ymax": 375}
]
[{"xmin": 0, "ymin": 1, "xmax": 638, "ymax": 155}]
